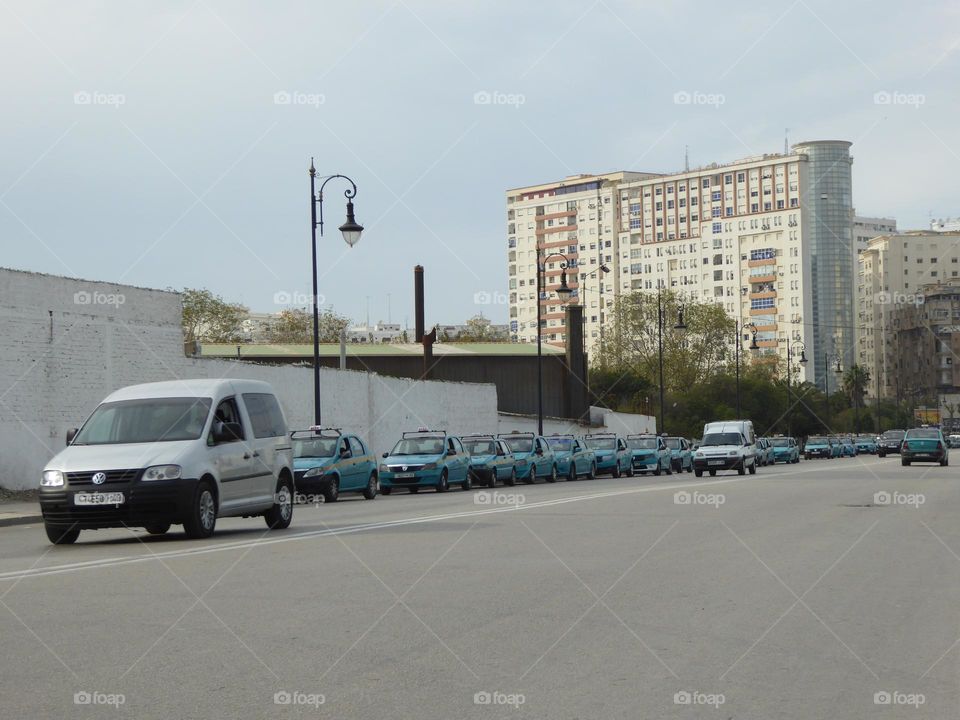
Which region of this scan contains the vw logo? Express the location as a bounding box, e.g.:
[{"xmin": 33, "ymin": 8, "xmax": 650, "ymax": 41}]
[{"xmin": 92, "ymin": 472, "xmax": 107, "ymax": 485}]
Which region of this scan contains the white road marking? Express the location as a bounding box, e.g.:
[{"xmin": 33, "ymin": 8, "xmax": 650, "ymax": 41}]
[{"xmin": 0, "ymin": 461, "xmax": 886, "ymax": 582}]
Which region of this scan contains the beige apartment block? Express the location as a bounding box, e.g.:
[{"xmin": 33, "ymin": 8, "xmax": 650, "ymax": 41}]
[
  {"xmin": 506, "ymin": 141, "xmax": 857, "ymax": 388},
  {"xmin": 857, "ymin": 231, "xmax": 960, "ymax": 398}
]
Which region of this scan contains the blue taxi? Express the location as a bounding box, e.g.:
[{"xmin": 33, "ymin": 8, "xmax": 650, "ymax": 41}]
[
  {"xmin": 625, "ymin": 435, "xmax": 671, "ymax": 475},
  {"xmin": 545, "ymin": 434, "xmax": 597, "ymax": 481},
  {"xmin": 379, "ymin": 430, "xmax": 472, "ymax": 494},
  {"xmin": 583, "ymin": 433, "xmax": 632, "ymax": 477},
  {"xmin": 462, "ymin": 434, "xmax": 516, "ymax": 488},
  {"xmin": 292, "ymin": 428, "xmax": 379, "ymax": 502},
  {"xmin": 498, "ymin": 432, "xmax": 558, "ymax": 483}
]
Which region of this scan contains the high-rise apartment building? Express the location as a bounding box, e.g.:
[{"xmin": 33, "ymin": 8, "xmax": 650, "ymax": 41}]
[
  {"xmin": 857, "ymin": 231, "xmax": 960, "ymax": 398},
  {"xmin": 506, "ymin": 141, "xmax": 856, "ymax": 388}
]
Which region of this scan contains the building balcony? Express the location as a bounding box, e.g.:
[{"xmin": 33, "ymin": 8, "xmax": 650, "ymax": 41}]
[
  {"xmin": 749, "ymin": 273, "xmax": 777, "ymax": 284},
  {"xmin": 747, "ymin": 258, "xmax": 776, "ymax": 268},
  {"xmin": 750, "ymin": 307, "xmax": 777, "ymax": 316},
  {"xmin": 536, "ymin": 224, "xmax": 578, "ymax": 236},
  {"xmin": 750, "ymin": 290, "xmax": 777, "ymax": 300}
]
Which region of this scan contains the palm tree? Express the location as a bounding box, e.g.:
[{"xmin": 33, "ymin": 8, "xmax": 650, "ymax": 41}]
[{"xmin": 842, "ymin": 364, "xmax": 871, "ymax": 433}]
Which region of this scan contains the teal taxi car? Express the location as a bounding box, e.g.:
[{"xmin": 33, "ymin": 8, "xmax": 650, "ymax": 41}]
[
  {"xmin": 838, "ymin": 437, "xmax": 857, "ymax": 457},
  {"xmin": 292, "ymin": 428, "xmax": 379, "ymax": 502},
  {"xmin": 379, "ymin": 430, "xmax": 472, "ymax": 493},
  {"xmin": 583, "ymin": 433, "xmax": 632, "ymax": 477},
  {"xmin": 854, "ymin": 434, "xmax": 877, "ymax": 454},
  {"xmin": 769, "ymin": 436, "xmax": 800, "ymax": 464},
  {"xmin": 462, "ymin": 434, "xmax": 516, "ymax": 488},
  {"xmin": 625, "ymin": 435, "xmax": 671, "ymax": 475},
  {"xmin": 804, "ymin": 436, "xmax": 833, "ymax": 459},
  {"xmin": 664, "ymin": 436, "xmax": 693, "ymax": 473},
  {"xmin": 545, "ymin": 434, "xmax": 597, "ymax": 481},
  {"xmin": 498, "ymin": 432, "xmax": 558, "ymax": 483},
  {"xmin": 901, "ymin": 427, "xmax": 949, "ymax": 466}
]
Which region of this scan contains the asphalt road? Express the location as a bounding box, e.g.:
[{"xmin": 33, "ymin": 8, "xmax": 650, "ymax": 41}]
[{"xmin": 1, "ymin": 456, "xmax": 958, "ymax": 719}]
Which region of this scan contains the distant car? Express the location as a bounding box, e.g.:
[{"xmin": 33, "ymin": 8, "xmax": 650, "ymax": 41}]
[
  {"xmin": 769, "ymin": 436, "xmax": 800, "ymax": 464},
  {"xmin": 545, "ymin": 434, "xmax": 597, "ymax": 481},
  {"xmin": 949, "ymin": 434, "xmax": 960, "ymax": 449},
  {"xmin": 498, "ymin": 432, "xmax": 558, "ymax": 483},
  {"xmin": 901, "ymin": 427, "xmax": 949, "ymax": 466},
  {"xmin": 804, "ymin": 436, "xmax": 833, "ymax": 459},
  {"xmin": 664, "ymin": 436, "xmax": 693, "ymax": 473},
  {"xmin": 625, "ymin": 435, "xmax": 672, "ymax": 475},
  {"xmin": 292, "ymin": 428, "xmax": 379, "ymax": 502},
  {"xmin": 462, "ymin": 435, "xmax": 516, "ymax": 488},
  {"xmin": 756, "ymin": 438, "xmax": 775, "ymax": 466},
  {"xmin": 877, "ymin": 429, "xmax": 906, "ymax": 457},
  {"xmin": 837, "ymin": 437, "xmax": 857, "ymax": 457},
  {"xmin": 379, "ymin": 430, "xmax": 472, "ymax": 494},
  {"xmin": 583, "ymin": 433, "xmax": 632, "ymax": 477},
  {"xmin": 854, "ymin": 435, "xmax": 877, "ymax": 454}
]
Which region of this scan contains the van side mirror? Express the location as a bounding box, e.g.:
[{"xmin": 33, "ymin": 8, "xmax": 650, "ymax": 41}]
[
  {"xmin": 66, "ymin": 428, "xmax": 78, "ymax": 446},
  {"xmin": 213, "ymin": 422, "xmax": 244, "ymax": 444}
]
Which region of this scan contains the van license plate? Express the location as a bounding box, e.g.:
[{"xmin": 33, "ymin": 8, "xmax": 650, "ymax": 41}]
[
  {"xmin": 75, "ymin": 492, "xmax": 125, "ymax": 505},
  {"xmin": 708, "ymin": 460, "xmax": 725, "ymax": 466}
]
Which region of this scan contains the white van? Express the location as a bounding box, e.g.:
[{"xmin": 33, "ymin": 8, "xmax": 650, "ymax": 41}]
[
  {"xmin": 694, "ymin": 420, "xmax": 758, "ymax": 476},
  {"xmin": 38, "ymin": 379, "xmax": 295, "ymax": 544}
]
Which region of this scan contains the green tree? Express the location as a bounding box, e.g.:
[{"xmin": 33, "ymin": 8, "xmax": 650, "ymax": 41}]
[
  {"xmin": 598, "ymin": 290, "xmax": 736, "ymax": 393},
  {"xmin": 267, "ymin": 307, "xmax": 350, "ymax": 344},
  {"xmin": 457, "ymin": 315, "xmax": 495, "ymax": 342},
  {"xmin": 181, "ymin": 288, "xmax": 248, "ymax": 344}
]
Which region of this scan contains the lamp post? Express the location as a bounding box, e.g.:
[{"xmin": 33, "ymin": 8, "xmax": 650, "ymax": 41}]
[
  {"xmin": 784, "ymin": 338, "xmax": 807, "ymax": 437},
  {"xmin": 823, "ymin": 351, "xmax": 842, "ymax": 432},
  {"xmin": 656, "ymin": 288, "xmax": 687, "ymax": 435},
  {"xmin": 735, "ymin": 321, "xmax": 759, "ymax": 418},
  {"xmin": 536, "ymin": 250, "xmax": 574, "ymax": 434},
  {"xmin": 309, "ymin": 159, "xmax": 363, "ymax": 425}
]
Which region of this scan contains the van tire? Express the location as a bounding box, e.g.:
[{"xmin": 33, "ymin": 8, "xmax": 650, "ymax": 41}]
[
  {"xmin": 462, "ymin": 472, "xmax": 472, "ymax": 491},
  {"xmin": 362, "ymin": 473, "xmax": 378, "ymax": 500},
  {"xmin": 265, "ymin": 475, "xmax": 294, "ymax": 529},
  {"xmin": 613, "ymin": 462, "xmax": 621, "ymax": 478},
  {"xmin": 738, "ymin": 462, "xmax": 746, "ymax": 475},
  {"xmin": 588, "ymin": 463, "xmax": 597, "ymax": 479},
  {"xmin": 184, "ymin": 481, "xmax": 217, "ymax": 539},
  {"xmin": 748, "ymin": 460, "xmax": 757, "ymax": 475},
  {"xmin": 45, "ymin": 523, "xmax": 80, "ymax": 545},
  {"xmin": 145, "ymin": 524, "xmax": 171, "ymax": 535},
  {"xmin": 694, "ymin": 469, "xmax": 703, "ymax": 477}
]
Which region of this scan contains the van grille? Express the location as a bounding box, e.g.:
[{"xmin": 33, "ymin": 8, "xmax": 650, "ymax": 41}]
[{"xmin": 66, "ymin": 469, "xmax": 141, "ymax": 486}]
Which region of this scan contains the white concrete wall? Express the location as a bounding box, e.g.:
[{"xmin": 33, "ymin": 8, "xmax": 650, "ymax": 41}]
[
  {"xmin": 497, "ymin": 407, "xmax": 655, "ymax": 437},
  {"xmin": 0, "ymin": 268, "xmax": 498, "ymax": 490}
]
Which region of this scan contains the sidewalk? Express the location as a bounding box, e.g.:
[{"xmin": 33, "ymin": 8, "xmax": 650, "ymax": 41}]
[{"xmin": 0, "ymin": 500, "xmax": 42, "ymax": 528}]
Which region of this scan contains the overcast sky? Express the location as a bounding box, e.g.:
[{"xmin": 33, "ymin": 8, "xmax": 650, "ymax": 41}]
[{"xmin": 1, "ymin": 0, "xmax": 957, "ymax": 327}]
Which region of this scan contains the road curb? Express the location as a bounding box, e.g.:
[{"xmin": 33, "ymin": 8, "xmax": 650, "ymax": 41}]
[{"xmin": 0, "ymin": 514, "xmax": 42, "ymax": 528}]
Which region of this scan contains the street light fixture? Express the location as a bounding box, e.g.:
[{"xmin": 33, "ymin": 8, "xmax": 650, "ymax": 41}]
[
  {"xmin": 309, "ymin": 159, "xmax": 363, "ymax": 425},
  {"xmin": 657, "ymin": 288, "xmax": 687, "ymax": 435},
  {"xmin": 735, "ymin": 321, "xmax": 758, "ymax": 417},
  {"xmin": 784, "ymin": 338, "xmax": 807, "ymax": 437},
  {"xmin": 536, "ymin": 250, "xmax": 574, "ymax": 434},
  {"xmin": 823, "ymin": 350, "xmax": 842, "ymax": 432}
]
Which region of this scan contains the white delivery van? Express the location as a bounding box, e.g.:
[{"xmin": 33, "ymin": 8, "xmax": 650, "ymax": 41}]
[
  {"xmin": 694, "ymin": 420, "xmax": 758, "ymax": 476},
  {"xmin": 38, "ymin": 379, "xmax": 295, "ymax": 544}
]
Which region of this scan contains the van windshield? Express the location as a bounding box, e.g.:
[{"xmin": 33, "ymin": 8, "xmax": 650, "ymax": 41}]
[
  {"xmin": 702, "ymin": 433, "xmax": 743, "ymax": 447},
  {"xmin": 72, "ymin": 398, "xmax": 212, "ymax": 445}
]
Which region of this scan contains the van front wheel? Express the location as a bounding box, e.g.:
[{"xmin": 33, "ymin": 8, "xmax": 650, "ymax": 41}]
[
  {"xmin": 265, "ymin": 475, "xmax": 294, "ymax": 529},
  {"xmin": 45, "ymin": 523, "xmax": 80, "ymax": 545},
  {"xmin": 184, "ymin": 481, "xmax": 217, "ymax": 539}
]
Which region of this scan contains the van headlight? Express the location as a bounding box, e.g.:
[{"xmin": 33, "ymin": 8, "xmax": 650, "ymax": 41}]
[
  {"xmin": 142, "ymin": 465, "xmax": 182, "ymax": 481},
  {"xmin": 728, "ymin": 450, "xmax": 739, "ymax": 457},
  {"xmin": 41, "ymin": 470, "xmax": 64, "ymax": 487}
]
